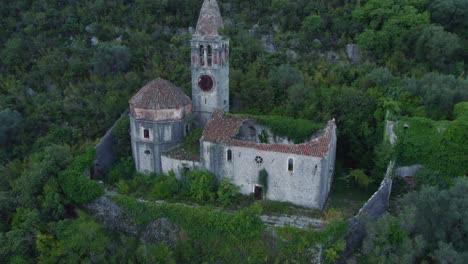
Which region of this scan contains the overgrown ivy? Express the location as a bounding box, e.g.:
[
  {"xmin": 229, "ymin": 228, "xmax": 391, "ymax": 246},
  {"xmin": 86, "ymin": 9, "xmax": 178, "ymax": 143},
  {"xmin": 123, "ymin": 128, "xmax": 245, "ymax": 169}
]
[
  {"xmin": 228, "ymin": 114, "xmax": 324, "ymax": 144},
  {"xmin": 111, "ymin": 195, "xmax": 347, "ymax": 263},
  {"xmin": 395, "ymin": 103, "xmax": 468, "ymax": 177}
]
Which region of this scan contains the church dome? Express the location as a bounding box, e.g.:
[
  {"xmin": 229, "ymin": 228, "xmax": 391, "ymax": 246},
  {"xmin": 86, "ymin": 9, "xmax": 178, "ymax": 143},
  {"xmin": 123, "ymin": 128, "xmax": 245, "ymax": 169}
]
[{"xmin": 129, "ymin": 78, "xmax": 192, "ymax": 122}]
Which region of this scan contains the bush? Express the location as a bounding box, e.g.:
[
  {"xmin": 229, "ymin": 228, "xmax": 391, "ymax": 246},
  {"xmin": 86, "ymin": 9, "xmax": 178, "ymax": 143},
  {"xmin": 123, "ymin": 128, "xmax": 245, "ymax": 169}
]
[
  {"xmin": 181, "ymin": 170, "xmax": 216, "ymax": 203},
  {"xmin": 151, "ymin": 172, "xmax": 180, "ymax": 200},
  {"xmin": 216, "ymin": 178, "xmax": 240, "ymax": 206},
  {"xmin": 58, "ymin": 148, "xmax": 104, "ymax": 205},
  {"xmin": 258, "ymin": 169, "xmax": 268, "ymax": 195}
]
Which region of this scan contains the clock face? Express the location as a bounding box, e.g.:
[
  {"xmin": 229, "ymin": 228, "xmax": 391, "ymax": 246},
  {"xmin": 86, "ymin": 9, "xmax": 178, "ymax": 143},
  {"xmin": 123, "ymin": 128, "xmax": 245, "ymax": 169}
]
[{"xmin": 198, "ymin": 75, "xmax": 213, "ymax": 92}]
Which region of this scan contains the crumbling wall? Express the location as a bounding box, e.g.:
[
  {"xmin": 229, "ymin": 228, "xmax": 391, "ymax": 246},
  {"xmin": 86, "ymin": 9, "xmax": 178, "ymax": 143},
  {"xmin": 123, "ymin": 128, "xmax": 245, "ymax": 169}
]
[
  {"xmin": 94, "ymin": 111, "xmax": 128, "ymax": 177},
  {"xmin": 340, "ymin": 160, "xmax": 395, "ymax": 261}
]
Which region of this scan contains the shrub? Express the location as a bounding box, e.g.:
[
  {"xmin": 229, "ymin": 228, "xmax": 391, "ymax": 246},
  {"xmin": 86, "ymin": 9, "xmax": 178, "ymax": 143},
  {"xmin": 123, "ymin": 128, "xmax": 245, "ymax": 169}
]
[
  {"xmin": 115, "ymin": 181, "xmax": 130, "ymax": 195},
  {"xmin": 216, "ymin": 178, "xmax": 240, "ymax": 206},
  {"xmin": 348, "ymin": 169, "xmax": 373, "ymax": 189},
  {"xmin": 181, "ymin": 170, "xmax": 216, "ymax": 203},
  {"xmin": 258, "ymin": 169, "xmax": 268, "ymax": 195},
  {"xmin": 151, "ymin": 172, "xmax": 180, "ymax": 200},
  {"xmin": 58, "ymin": 148, "xmax": 104, "ymax": 205}
]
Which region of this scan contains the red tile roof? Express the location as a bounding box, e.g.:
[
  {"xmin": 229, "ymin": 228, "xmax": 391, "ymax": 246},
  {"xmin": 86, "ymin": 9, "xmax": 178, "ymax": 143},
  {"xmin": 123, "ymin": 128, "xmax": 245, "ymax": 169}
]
[
  {"xmin": 195, "ymin": 0, "xmax": 224, "ymax": 36},
  {"xmin": 129, "ymin": 78, "xmax": 191, "ymax": 110},
  {"xmin": 202, "ymin": 111, "xmax": 336, "ymax": 157}
]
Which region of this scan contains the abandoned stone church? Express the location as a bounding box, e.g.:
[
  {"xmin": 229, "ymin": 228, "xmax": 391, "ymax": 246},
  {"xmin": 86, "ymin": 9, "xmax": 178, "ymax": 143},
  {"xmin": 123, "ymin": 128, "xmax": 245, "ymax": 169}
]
[{"xmin": 129, "ymin": 0, "xmax": 337, "ymax": 209}]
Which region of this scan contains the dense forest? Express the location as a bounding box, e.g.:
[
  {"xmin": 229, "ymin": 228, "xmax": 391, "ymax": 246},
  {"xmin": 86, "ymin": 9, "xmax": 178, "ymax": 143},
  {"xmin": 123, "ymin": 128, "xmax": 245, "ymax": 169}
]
[{"xmin": 0, "ymin": 0, "xmax": 467, "ymax": 263}]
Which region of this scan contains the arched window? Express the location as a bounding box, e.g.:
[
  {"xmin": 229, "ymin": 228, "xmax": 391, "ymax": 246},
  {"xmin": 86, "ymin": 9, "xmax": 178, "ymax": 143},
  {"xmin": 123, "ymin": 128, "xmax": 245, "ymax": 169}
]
[
  {"xmin": 199, "ymin": 45, "xmax": 205, "ymax": 66},
  {"xmin": 207, "ymin": 45, "xmax": 212, "ymax": 66},
  {"xmin": 227, "ymin": 149, "xmax": 232, "ymax": 162},
  {"xmin": 143, "ymin": 129, "xmax": 150, "ymax": 139},
  {"xmin": 288, "ymin": 158, "xmax": 294, "ymax": 172}
]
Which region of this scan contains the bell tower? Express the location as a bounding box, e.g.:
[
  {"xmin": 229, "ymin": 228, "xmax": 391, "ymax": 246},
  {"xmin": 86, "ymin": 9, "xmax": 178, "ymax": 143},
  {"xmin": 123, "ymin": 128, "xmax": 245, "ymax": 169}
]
[{"xmin": 191, "ymin": 0, "xmax": 229, "ymax": 127}]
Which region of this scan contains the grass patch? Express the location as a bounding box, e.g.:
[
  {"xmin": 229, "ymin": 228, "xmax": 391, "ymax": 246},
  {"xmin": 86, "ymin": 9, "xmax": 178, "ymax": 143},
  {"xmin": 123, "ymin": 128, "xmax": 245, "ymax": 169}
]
[
  {"xmin": 228, "ymin": 113, "xmax": 325, "ymax": 143},
  {"xmin": 394, "ymin": 112, "xmax": 467, "ymax": 177},
  {"xmin": 163, "ymin": 129, "xmax": 202, "ymax": 161},
  {"xmin": 111, "ymin": 195, "xmax": 347, "ymax": 263}
]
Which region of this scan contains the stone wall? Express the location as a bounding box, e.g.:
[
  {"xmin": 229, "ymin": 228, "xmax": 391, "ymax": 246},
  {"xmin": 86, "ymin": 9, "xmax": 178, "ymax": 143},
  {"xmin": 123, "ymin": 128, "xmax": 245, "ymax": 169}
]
[
  {"xmin": 202, "ymin": 141, "xmax": 332, "ymax": 209},
  {"xmin": 340, "ymin": 161, "xmax": 394, "ymax": 261},
  {"xmin": 94, "ymin": 111, "xmax": 128, "ymax": 177},
  {"xmin": 130, "ymin": 115, "xmax": 188, "ymax": 174},
  {"xmin": 161, "ymin": 155, "xmax": 201, "ymax": 180}
]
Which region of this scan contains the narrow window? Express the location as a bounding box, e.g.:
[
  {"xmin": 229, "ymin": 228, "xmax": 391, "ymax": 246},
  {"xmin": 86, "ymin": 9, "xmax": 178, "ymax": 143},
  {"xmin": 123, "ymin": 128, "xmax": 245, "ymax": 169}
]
[
  {"xmin": 219, "ymin": 50, "xmax": 223, "ymax": 66},
  {"xmin": 143, "ymin": 129, "xmax": 150, "ymax": 139},
  {"xmin": 288, "ymin": 158, "xmax": 294, "ymax": 172},
  {"xmin": 199, "ymin": 45, "xmax": 204, "ymax": 66},
  {"xmin": 207, "ymin": 45, "xmax": 212, "ymax": 66},
  {"xmin": 205, "ymin": 98, "xmax": 207, "ymax": 104},
  {"xmin": 227, "ymin": 149, "xmax": 232, "ymax": 162},
  {"xmin": 185, "ymin": 124, "xmax": 190, "ymax": 135}
]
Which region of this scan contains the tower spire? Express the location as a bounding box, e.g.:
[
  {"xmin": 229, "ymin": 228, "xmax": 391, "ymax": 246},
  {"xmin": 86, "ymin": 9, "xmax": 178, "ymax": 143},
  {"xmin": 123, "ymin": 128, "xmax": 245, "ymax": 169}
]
[{"xmin": 195, "ymin": 0, "xmax": 224, "ymax": 36}]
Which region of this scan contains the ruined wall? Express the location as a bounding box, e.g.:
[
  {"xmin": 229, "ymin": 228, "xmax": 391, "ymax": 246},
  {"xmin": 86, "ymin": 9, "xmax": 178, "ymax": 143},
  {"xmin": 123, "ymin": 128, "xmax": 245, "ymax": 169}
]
[
  {"xmin": 202, "ymin": 141, "xmax": 328, "ymax": 209},
  {"xmin": 94, "ymin": 111, "xmax": 128, "ymax": 177},
  {"xmin": 161, "ymin": 155, "xmax": 201, "ymax": 180},
  {"xmin": 340, "ymin": 160, "xmax": 394, "ymax": 260}
]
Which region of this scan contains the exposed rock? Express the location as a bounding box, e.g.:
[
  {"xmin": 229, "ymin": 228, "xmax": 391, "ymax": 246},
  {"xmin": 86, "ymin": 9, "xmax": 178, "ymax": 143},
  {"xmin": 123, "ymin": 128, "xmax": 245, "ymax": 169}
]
[
  {"xmin": 395, "ymin": 164, "xmax": 423, "ymax": 178},
  {"xmin": 286, "ymin": 49, "xmax": 298, "ymax": 62},
  {"xmin": 288, "ymin": 37, "xmax": 300, "ymax": 49},
  {"xmin": 176, "ymin": 28, "xmax": 188, "ymax": 35},
  {"xmin": 26, "ymin": 88, "xmax": 36, "ymax": 97},
  {"xmin": 346, "ymin": 44, "xmax": 361, "ymax": 64},
  {"xmin": 224, "ymin": 18, "xmax": 234, "ymax": 27},
  {"xmin": 163, "ymin": 26, "xmax": 171, "ymax": 35},
  {"xmin": 261, "ymin": 34, "xmax": 276, "ymax": 54},
  {"xmin": 260, "ymin": 214, "xmax": 326, "ymax": 230},
  {"xmin": 91, "ymin": 36, "xmax": 99, "ymax": 46},
  {"xmin": 85, "ymin": 24, "xmax": 95, "ymax": 34},
  {"xmin": 188, "ymin": 26, "xmax": 195, "ymax": 35},
  {"xmin": 115, "ymin": 35, "xmax": 122, "ymax": 43},
  {"xmin": 386, "ymin": 121, "xmax": 397, "ymax": 145},
  {"xmin": 249, "ymin": 24, "xmax": 259, "ymax": 37},
  {"xmin": 84, "ymin": 197, "xmax": 179, "ymax": 248},
  {"xmin": 325, "ymin": 51, "xmax": 339, "ymax": 63}
]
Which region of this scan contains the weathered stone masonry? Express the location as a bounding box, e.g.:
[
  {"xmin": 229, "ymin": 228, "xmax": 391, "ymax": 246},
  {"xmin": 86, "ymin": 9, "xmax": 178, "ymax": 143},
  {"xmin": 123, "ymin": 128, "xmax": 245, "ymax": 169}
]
[{"xmin": 129, "ymin": 0, "xmax": 338, "ymax": 209}]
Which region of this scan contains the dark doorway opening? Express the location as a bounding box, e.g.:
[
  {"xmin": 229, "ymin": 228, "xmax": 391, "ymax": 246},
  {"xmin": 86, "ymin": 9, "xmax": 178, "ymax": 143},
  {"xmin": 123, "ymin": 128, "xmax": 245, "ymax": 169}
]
[{"xmin": 254, "ymin": 186, "xmax": 263, "ymax": 200}]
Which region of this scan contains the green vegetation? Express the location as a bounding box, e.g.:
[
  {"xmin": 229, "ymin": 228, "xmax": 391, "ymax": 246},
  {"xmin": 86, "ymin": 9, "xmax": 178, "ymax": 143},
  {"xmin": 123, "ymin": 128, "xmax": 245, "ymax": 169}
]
[
  {"xmin": 258, "ymin": 169, "xmax": 269, "ymax": 194},
  {"xmin": 395, "ymin": 105, "xmax": 468, "ymax": 178},
  {"xmin": 163, "ymin": 128, "xmax": 202, "ymax": 161},
  {"xmin": 361, "ymin": 178, "xmax": 468, "ymax": 263},
  {"xmin": 58, "ymin": 148, "xmax": 104, "ymax": 205},
  {"xmin": 254, "ymin": 115, "xmax": 324, "ymax": 143},
  {"xmin": 0, "ymin": 0, "xmax": 466, "ymax": 262},
  {"xmin": 113, "ymin": 195, "xmax": 348, "ymax": 263}
]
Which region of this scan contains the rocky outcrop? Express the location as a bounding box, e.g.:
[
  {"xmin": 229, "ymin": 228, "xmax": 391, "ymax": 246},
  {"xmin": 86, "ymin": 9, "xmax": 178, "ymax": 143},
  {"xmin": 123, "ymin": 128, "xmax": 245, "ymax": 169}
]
[
  {"xmin": 84, "ymin": 197, "xmax": 179, "ymax": 248},
  {"xmin": 346, "ymin": 44, "xmax": 361, "ymax": 64}
]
